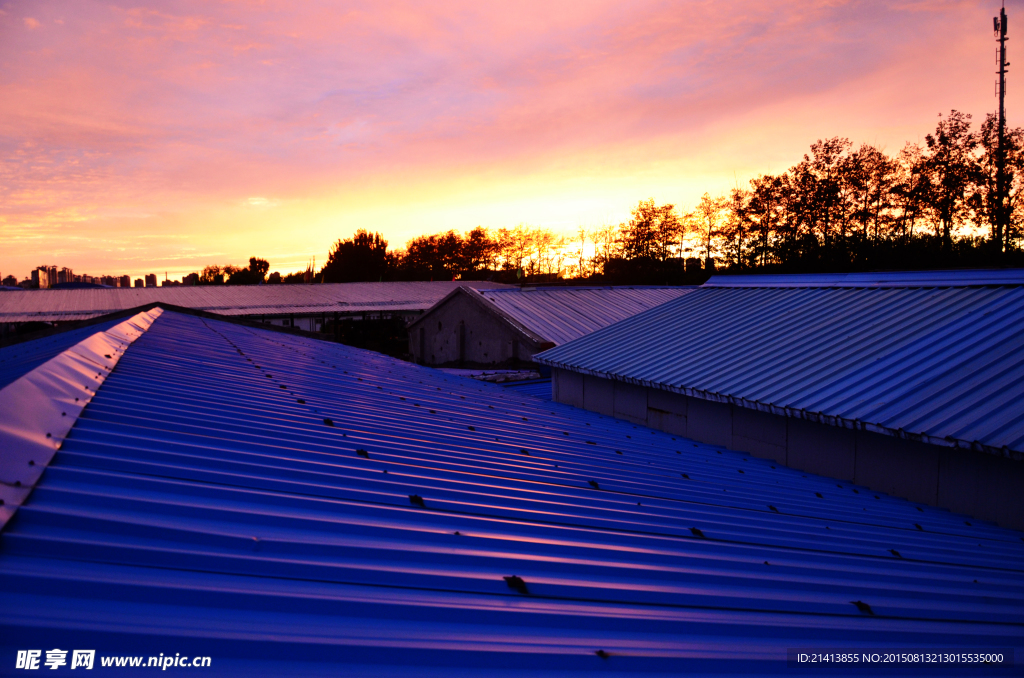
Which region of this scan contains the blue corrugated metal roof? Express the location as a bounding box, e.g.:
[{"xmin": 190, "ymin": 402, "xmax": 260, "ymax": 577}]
[
  {"xmin": 465, "ymin": 286, "xmax": 693, "ymax": 346},
  {"xmin": 0, "ymin": 317, "xmax": 124, "ymax": 389},
  {"xmin": 500, "ymin": 378, "xmax": 552, "ymax": 400},
  {"xmin": 538, "ymin": 281, "xmax": 1024, "ymax": 457},
  {"xmin": 1, "ymin": 310, "xmax": 1022, "ymax": 674}
]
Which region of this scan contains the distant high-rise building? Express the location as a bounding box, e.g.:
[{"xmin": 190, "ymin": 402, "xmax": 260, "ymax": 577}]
[
  {"xmin": 2, "ymin": 275, "xmax": 17, "ymax": 287},
  {"xmin": 119, "ymin": 275, "xmax": 131, "ymax": 288},
  {"xmin": 135, "ymin": 278, "xmax": 144, "ymax": 288},
  {"xmin": 100, "ymin": 275, "xmax": 116, "ymax": 287},
  {"xmin": 183, "ymin": 273, "xmax": 199, "ymax": 286},
  {"xmin": 32, "ymin": 267, "xmax": 51, "ymax": 289},
  {"xmin": 58, "ymin": 267, "xmax": 73, "ymax": 284},
  {"xmin": 145, "ymin": 273, "xmax": 157, "ymax": 288}
]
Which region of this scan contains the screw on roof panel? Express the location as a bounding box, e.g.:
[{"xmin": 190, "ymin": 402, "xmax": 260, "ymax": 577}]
[
  {"xmin": 588, "ymin": 480, "xmax": 600, "ymax": 489},
  {"xmin": 356, "ymin": 449, "xmax": 369, "ymax": 458},
  {"xmin": 690, "ymin": 527, "xmax": 706, "ymax": 539},
  {"xmin": 889, "ymin": 549, "xmax": 902, "ymax": 558},
  {"xmin": 738, "ymin": 469, "xmax": 744, "ymax": 474},
  {"xmin": 768, "ymin": 505, "xmax": 778, "ymax": 513},
  {"xmin": 520, "ymin": 449, "xmax": 530, "ymax": 455},
  {"xmin": 297, "ymin": 399, "xmax": 305, "ymax": 404},
  {"xmin": 851, "ymin": 601, "xmax": 875, "ymax": 615},
  {"xmin": 323, "ymin": 418, "xmax": 334, "ymax": 427},
  {"xmin": 585, "ymin": 441, "xmax": 596, "ymax": 445},
  {"xmin": 595, "ymin": 650, "xmax": 610, "ymax": 660},
  {"xmin": 468, "ymin": 426, "xmax": 475, "ymax": 431},
  {"xmin": 681, "ymin": 473, "xmax": 689, "ymax": 479},
  {"xmin": 915, "ymin": 523, "xmax": 924, "ymax": 531},
  {"xmin": 503, "ymin": 575, "xmax": 529, "ymax": 594},
  {"xmin": 409, "ymin": 495, "xmax": 425, "ymax": 508},
  {"xmin": 815, "ymin": 492, "xmax": 823, "ymax": 498}
]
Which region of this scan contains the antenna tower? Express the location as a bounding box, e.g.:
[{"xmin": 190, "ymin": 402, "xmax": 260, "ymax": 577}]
[{"xmin": 994, "ymin": 5, "xmax": 1010, "ymax": 253}]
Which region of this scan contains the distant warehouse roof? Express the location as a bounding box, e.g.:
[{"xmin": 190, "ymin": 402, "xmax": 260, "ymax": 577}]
[
  {"xmin": 537, "ymin": 270, "xmax": 1024, "ymax": 458},
  {"xmin": 0, "ymin": 280, "xmax": 508, "ymax": 324},
  {"xmin": 2, "ymin": 309, "xmax": 1020, "ymax": 672}
]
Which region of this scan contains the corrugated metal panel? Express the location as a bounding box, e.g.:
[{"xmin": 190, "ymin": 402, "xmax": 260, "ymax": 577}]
[
  {"xmin": 537, "ymin": 283, "xmax": 1024, "ymax": 456},
  {"xmin": 0, "ymin": 317, "xmax": 125, "ymax": 389},
  {"xmin": 477, "ymin": 287, "xmax": 694, "ymax": 345},
  {"xmin": 0, "ymin": 281, "xmax": 508, "ymax": 324},
  {"xmin": 1, "ymin": 310, "xmax": 1021, "ymax": 674},
  {"xmin": 705, "ymin": 269, "xmax": 1024, "ymax": 288},
  {"xmin": 500, "ymin": 378, "xmax": 553, "ymax": 400}
]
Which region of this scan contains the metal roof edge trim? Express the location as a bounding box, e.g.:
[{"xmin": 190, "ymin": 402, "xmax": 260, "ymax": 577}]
[
  {"xmin": 482, "ymin": 285, "xmax": 700, "ymax": 293},
  {"xmin": 704, "ymin": 270, "xmax": 1024, "ymax": 288},
  {"xmin": 535, "ymin": 359, "xmax": 1024, "ymax": 462},
  {"xmin": 408, "ymin": 286, "xmax": 551, "ymax": 345},
  {"xmin": 0, "ymin": 308, "xmax": 163, "ymax": 530}
]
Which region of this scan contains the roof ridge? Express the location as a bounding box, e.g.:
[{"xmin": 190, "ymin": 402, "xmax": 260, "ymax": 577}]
[{"xmin": 0, "ymin": 308, "xmax": 163, "ymax": 530}]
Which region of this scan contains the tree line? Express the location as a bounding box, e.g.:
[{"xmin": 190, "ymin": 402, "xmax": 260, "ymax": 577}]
[{"xmin": 194, "ymin": 109, "xmax": 1024, "ymax": 286}]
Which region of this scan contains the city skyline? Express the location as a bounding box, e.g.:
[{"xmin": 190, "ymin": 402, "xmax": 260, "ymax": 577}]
[{"xmin": 1, "ymin": 0, "xmax": 1019, "ymax": 281}]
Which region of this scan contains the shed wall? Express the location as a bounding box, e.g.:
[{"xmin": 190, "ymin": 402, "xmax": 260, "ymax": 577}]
[
  {"xmin": 552, "ymin": 369, "xmax": 1024, "ymax": 531},
  {"xmin": 410, "ymin": 294, "xmax": 536, "ymax": 366}
]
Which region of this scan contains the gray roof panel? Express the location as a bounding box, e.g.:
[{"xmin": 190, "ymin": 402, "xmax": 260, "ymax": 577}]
[{"xmin": 477, "ymin": 286, "xmax": 694, "ymax": 345}]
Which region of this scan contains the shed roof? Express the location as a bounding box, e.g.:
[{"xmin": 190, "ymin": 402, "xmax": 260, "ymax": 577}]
[
  {"xmin": 411, "ymin": 286, "xmax": 694, "ymax": 347},
  {"xmin": 1, "ymin": 309, "xmax": 1021, "ymax": 673},
  {"xmin": 0, "ymin": 280, "xmax": 508, "ymax": 324},
  {"xmin": 537, "ymin": 272, "xmax": 1024, "ymax": 457}
]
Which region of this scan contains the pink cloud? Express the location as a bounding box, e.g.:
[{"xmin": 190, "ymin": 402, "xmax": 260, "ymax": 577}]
[{"xmin": 23, "ymin": 16, "xmax": 41, "ymax": 29}]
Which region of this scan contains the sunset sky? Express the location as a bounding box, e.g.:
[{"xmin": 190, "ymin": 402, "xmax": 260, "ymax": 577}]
[{"xmin": 1, "ymin": 0, "xmax": 1019, "ymax": 281}]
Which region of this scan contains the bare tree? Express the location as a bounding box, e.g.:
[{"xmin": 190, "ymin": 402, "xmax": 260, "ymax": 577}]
[{"xmin": 694, "ymin": 193, "xmax": 727, "ymax": 264}]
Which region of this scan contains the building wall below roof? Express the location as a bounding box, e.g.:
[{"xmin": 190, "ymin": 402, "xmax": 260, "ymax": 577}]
[
  {"xmin": 552, "ymin": 369, "xmax": 1024, "ymax": 531},
  {"xmin": 410, "ymin": 292, "xmax": 538, "ymax": 366}
]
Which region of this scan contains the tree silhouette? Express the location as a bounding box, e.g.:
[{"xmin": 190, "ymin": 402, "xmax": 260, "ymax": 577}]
[{"xmin": 321, "ymin": 231, "xmax": 392, "ymax": 283}]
